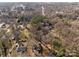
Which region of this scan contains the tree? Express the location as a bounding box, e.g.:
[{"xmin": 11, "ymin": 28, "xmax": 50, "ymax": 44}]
[{"xmin": 30, "ymin": 16, "xmax": 45, "ymax": 25}]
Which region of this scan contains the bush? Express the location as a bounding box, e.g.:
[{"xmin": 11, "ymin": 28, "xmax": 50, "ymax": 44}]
[
  {"xmin": 53, "ymin": 39, "xmax": 62, "ymax": 49},
  {"xmin": 52, "ymin": 37, "xmax": 66, "ymax": 56},
  {"xmin": 56, "ymin": 48, "xmax": 65, "ymax": 57}
]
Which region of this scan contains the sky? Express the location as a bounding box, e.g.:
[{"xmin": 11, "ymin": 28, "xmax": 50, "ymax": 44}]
[{"xmin": 0, "ymin": 0, "xmax": 79, "ymax": 2}]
